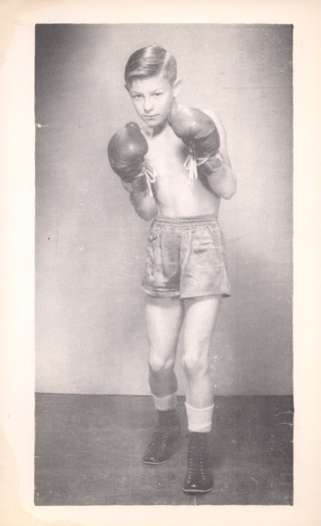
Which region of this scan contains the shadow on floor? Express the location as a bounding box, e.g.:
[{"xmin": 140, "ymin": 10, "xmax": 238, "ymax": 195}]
[{"xmin": 35, "ymin": 394, "xmax": 293, "ymax": 505}]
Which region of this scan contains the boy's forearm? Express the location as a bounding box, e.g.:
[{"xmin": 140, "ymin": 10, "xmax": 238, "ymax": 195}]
[
  {"xmin": 121, "ymin": 178, "xmax": 157, "ymax": 220},
  {"xmin": 197, "ymin": 110, "xmax": 236, "ymax": 199},
  {"xmin": 206, "ymin": 159, "xmax": 237, "ymax": 200},
  {"xmin": 129, "ymin": 188, "xmax": 158, "ymax": 221}
]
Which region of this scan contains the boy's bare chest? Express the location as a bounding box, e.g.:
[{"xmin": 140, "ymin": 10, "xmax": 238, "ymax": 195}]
[
  {"xmin": 142, "ymin": 125, "xmax": 216, "ymax": 209},
  {"xmin": 145, "ymin": 130, "xmax": 187, "ymax": 179}
]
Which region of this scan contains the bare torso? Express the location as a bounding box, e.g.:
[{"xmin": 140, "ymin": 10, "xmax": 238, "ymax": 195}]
[{"xmin": 142, "ymin": 124, "xmax": 220, "ymax": 218}]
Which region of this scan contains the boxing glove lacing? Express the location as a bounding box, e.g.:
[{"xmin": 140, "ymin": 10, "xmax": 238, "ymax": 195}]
[
  {"xmin": 184, "ymin": 153, "xmax": 211, "ymax": 181},
  {"xmin": 184, "ymin": 151, "xmax": 223, "ymax": 181}
]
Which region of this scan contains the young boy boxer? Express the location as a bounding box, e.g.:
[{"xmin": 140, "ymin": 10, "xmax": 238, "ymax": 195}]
[{"xmin": 108, "ymin": 45, "xmax": 236, "ymax": 494}]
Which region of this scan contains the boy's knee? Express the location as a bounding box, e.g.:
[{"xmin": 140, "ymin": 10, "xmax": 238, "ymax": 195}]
[
  {"xmin": 181, "ymin": 352, "xmax": 209, "ymax": 377},
  {"xmin": 148, "ymin": 355, "xmax": 175, "ymax": 375},
  {"xmin": 182, "ymin": 334, "xmax": 211, "ymax": 376}
]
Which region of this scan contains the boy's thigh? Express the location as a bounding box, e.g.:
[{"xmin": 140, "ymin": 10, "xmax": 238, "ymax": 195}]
[
  {"xmin": 183, "ymin": 295, "xmax": 221, "ymax": 346},
  {"xmin": 145, "ymin": 296, "xmax": 184, "ymax": 358}
]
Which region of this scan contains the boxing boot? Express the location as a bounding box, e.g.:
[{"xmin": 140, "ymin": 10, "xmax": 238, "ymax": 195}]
[
  {"xmin": 183, "ymin": 432, "xmax": 213, "ymax": 494},
  {"xmin": 143, "ymin": 409, "xmax": 181, "ymax": 464}
]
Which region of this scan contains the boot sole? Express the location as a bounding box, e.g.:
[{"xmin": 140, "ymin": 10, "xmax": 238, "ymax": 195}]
[
  {"xmin": 142, "ymin": 442, "xmax": 180, "ymax": 464},
  {"xmin": 183, "ymin": 486, "xmax": 213, "ymax": 494},
  {"xmin": 143, "ymin": 458, "xmax": 169, "ymax": 465}
]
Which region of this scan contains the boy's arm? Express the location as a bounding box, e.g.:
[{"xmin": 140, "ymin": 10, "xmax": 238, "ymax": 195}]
[
  {"xmin": 121, "ymin": 180, "xmax": 157, "ymax": 221},
  {"xmin": 202, "ymin": 110, "xmax": 237, "ymax": 199}
]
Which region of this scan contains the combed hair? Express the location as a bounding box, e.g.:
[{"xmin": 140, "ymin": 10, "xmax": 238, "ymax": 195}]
[{"xmin": 124, "ymin": 45, "xmax": 177, "ymax": 86}]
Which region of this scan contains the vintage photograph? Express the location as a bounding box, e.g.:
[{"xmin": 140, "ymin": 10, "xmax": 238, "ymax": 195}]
[{"xmin": 34, "ymin": 24, "xmax": 293, "ymax": 505}]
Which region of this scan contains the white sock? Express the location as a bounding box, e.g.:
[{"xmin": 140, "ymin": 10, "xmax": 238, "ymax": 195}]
[
  {"xmin": 185, "ymin": 402, "xmax": 214, "ymax": 433},
  {"xmin": 153, "ymin": 392, "xmax": 178, "ymax": 411}
]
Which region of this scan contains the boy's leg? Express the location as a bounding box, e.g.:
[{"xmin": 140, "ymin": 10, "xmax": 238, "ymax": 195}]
[
  {"xmin": 181, "ymin": 295, "xmax": 221, "ymax": 493},
  {"xmin": 146, "ymin": 296, "xmax": 183, "ymax": 399},
  {"xmin": 143, "ymin": 296, "xmax": 184, "ymax": 464},
  {"xmin": 182, "ymin": 295, "xmax": 220, "ymax": 407}
]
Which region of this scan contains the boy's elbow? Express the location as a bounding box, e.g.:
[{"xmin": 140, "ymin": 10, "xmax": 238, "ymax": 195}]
[
  {"xmin": 221, "ymin": 172, "xmax": 237, "ymax": 199},
  {"xmin": 221, "ymin": 182, "xmax": 237, "ymax": 200},
  {"xmin": 208, "ymin": 165, "xmax": 237, "ymax": 200},
  {"xmin": 212, "ymin": 176, "xmax": 237, "ymax": 200},
  {"xmin": 137, "ymin": 206, "xmax": 157, "ymax": 221},
  {"xmin": 133, "ymin": 198, "xmax": 157, "ymax": 221}
]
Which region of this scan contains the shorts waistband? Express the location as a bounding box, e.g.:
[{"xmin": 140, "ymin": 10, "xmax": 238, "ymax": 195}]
[{"xmin": 154, "ymin": 214, "xmax": 218, "ymax": 227}]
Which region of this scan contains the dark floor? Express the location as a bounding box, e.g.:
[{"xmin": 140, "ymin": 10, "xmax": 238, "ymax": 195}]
[{"xmin": 35, "ymin": 394, "xmax": 293, "ymax": 505}]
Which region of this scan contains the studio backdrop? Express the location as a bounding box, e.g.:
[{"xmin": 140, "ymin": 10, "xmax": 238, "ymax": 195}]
[{"xmin": 35, "ymin": 24, "xmax": 292, "ymax": 396}]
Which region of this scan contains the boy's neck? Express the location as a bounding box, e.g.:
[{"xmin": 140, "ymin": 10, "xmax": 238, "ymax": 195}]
[{"xmin": 143, "ymin": 120, "xmax": 170, "ymax": 138}]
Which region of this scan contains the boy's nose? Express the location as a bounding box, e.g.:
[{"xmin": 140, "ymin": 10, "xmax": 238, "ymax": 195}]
[{"xmin": 143, "ymin": 97, "xmax": 153, "ymax": 113}]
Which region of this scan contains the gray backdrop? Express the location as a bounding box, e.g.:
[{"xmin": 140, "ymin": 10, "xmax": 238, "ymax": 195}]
[{"xmin": 36, "ymin": 24, "xmax": 292, "ymax": 395}]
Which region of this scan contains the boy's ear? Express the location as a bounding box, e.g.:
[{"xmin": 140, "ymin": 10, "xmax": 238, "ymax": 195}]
[{"xmin": 173, "ymin": 79, "xmax": 182, "ymax": 97}]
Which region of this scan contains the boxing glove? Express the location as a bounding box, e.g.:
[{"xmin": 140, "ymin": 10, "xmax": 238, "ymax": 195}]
[
  {"xmin": 107, "ymin": 122, "xmax": 149, "ymax": 184},
  {"xmin": 168, "ymin": 104, "xmax": 222, "ymax": 179}
]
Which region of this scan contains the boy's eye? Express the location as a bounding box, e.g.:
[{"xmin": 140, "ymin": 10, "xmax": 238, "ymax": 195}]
[{"xmin": 153, "ymin": 92, "xmax": 162, "ymax": 97}]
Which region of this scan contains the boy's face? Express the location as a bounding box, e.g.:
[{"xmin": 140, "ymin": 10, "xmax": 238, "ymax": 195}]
[{"xmin": 127, "ymin": 73, "xmax": 178, "ymax": 129}]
